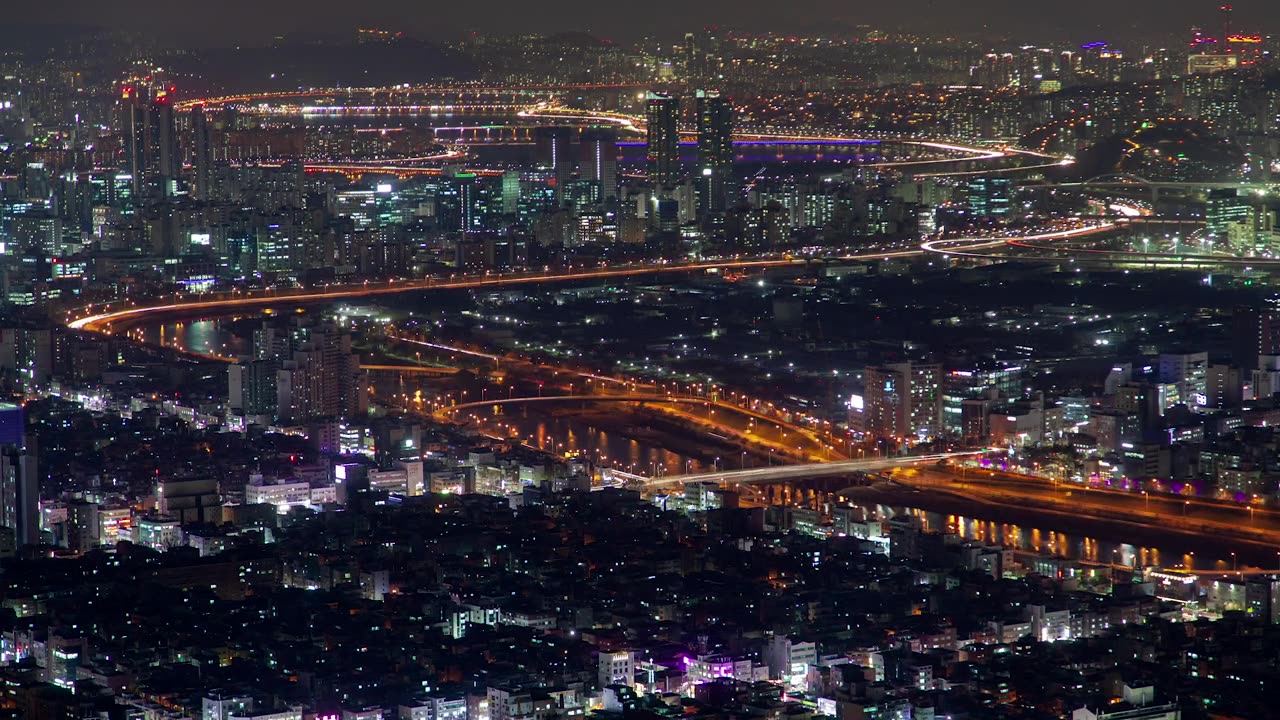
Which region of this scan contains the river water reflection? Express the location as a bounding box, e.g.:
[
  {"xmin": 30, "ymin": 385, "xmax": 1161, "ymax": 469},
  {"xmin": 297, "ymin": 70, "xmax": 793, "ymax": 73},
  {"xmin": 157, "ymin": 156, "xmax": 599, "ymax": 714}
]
[{"xmin": 845, "ymin": 502, "xmax": 1254, "ymax": 572}]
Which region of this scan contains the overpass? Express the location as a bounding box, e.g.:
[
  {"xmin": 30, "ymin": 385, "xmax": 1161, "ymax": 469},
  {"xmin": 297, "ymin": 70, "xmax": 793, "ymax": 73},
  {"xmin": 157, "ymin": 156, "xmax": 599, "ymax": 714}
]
[
  {"xmin": 439, "ymin": 393, "xmax": 840, "ymax": 460},
  {"xmin": 640, "ymin": 452, "xmax": 984, "ymax": 489},
  {"xmin": 174, "ymin": 83, "xmax": 659, "ymax": 111},
  {"xmin": 361, "ymin": 364, "xmax": 459, "ymax": 376},
  {"xmin": 919, "ymin": 219, "xmax": 1276, "ymax": 270},
  {"xmin": 1022, "ymin": 174, "xmax": 1276, "ymax": 203},
  {"xmin": 920, "ymin": 222, "xmax": 1121, "ymax": 259}
]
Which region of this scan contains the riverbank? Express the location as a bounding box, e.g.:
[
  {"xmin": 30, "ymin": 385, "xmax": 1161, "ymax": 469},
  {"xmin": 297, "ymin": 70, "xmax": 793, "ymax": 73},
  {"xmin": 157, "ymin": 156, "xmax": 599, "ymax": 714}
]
[{"xmin": 838, "ymin": 483, "xmax": 1278, "ymax": 570}]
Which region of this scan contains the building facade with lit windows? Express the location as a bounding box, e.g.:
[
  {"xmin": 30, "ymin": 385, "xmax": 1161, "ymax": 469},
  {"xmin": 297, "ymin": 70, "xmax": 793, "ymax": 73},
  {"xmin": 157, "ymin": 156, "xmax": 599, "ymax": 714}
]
[
  {"xmin": 864, "ymin": 362, "xmax": 943, "ymax": 441},
  {"xmin": 645, "ymin": 92, "xmax": 680, "ymax": 187}
]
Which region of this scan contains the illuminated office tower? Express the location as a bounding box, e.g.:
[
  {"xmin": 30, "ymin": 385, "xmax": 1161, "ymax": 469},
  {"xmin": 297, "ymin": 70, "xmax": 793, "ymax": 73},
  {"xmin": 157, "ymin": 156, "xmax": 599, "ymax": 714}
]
[
  {"xmin": 534, "ymin": 126, "xmax": 575, "ymax": 203},
  {"xmin": 579, "ymin": 127, "xmax": 618, "ymax": 203},
  {"xmin": 695, "ymin": 89, "xmax": 734, "ymax": 217},
  {"xmin": 966, "ymin": 176, "xmax": 1012, "ymax": 218},
  {"xmin": 645, "ymin": 92, "xmax": 680, "ymax": 186},
  {"xmin": 121, "ymin": 88, "xmax": 147, "ymax": 194}
]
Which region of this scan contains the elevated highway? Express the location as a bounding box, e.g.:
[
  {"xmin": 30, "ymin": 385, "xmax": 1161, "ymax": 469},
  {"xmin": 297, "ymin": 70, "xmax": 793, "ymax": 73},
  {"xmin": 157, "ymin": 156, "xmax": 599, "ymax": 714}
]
[
  {"xmin": 439, "ymin": 393, "xmax": 840, "ymax": 462},
  {"xmin": 641, "ymin": 452, "xmax": 983, "ymax": 489}
]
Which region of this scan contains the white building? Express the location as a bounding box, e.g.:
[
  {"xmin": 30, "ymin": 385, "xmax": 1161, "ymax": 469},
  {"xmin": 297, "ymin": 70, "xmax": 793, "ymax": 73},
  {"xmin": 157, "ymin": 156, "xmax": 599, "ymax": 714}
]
[
  {"xmin": 399, "ymin": 694, "xmax": 467, "ymax": 720},
  {"xmin": 764, "ymin": 636, "xmax": 817, "ymax": 688},
  {"xmin": 134, "ymin": 516, "xmax": 183, "ymax": 552},
  {"xmin": 598, "ymin": 650, "xmax": 635, "ymax": 688},
  {"xmin": 686, "ymin": 654, "xmax": 767, "ymax": 685},
  {"xmin": 245, "ymin": 477, "xmax": 313, "ymax": 511},
  {"xmin": 360, "ymin": 569, "xmax": 391, "ymax": 601}
]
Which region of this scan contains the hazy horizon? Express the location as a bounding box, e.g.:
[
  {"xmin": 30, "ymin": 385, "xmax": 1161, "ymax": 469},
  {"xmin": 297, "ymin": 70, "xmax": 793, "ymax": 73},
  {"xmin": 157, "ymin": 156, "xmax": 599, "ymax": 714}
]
[{"xmin": 7, "ymin": 0, "xmax": 1279, "ymax": 47}]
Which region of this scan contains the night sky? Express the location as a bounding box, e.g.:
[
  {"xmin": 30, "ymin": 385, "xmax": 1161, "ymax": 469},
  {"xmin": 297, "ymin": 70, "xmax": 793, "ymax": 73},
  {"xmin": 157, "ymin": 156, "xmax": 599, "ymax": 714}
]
[{"xmin": 9, "ymin": 0, "xmax": 1280, "ymax": 44}]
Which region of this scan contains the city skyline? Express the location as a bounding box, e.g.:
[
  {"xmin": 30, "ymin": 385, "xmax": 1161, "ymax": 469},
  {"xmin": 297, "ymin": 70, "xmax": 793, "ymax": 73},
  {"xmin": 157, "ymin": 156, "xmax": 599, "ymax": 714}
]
[
  {"xmin": 4, "ymin": 2, "xmax": 1280, "ymax": 718},
  {"xmin": 7, "ymin": 0, "xmax": 1280, "ymax": 45}
]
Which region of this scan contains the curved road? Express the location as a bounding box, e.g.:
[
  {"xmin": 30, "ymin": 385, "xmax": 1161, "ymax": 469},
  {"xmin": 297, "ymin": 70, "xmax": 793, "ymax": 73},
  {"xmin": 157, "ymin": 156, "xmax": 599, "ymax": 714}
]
[
  {"xmin": 68, "ymin": 214, "xmax": 1142, "ymax": 335},
  {"xmin": 65, "ymin": 255, "xmax": 902, "ymax": 333}
]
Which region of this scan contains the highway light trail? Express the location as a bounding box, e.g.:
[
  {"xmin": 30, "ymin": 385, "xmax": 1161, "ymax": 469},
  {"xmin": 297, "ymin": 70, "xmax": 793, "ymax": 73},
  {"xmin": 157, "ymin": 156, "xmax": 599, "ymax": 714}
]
[{"xmin": 644, "ymin": 451, "xmax": 985, "ymax": 487}]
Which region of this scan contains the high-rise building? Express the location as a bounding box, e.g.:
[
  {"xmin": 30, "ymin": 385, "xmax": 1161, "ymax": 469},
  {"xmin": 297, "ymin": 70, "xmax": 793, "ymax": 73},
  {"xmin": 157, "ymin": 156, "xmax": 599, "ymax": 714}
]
[
  {"xmin": 233, "ymin": 320, "xmax": 367, "ymax": 424},
  {"xmin": 695, "ymin": 89, "xmax": 734, "ymax": 218},
  {"xmin": 66, "ymin": 498, "xmax": 100, "ymax": 553},
  {"xmin": 1158, "ymin": 352, "xmax": 1210, "ymax": 407},
  {"xmin": 501, "ymin": 170, "xmax": 520, "ymax": 214},
  {"xmin": 0, "ymin": 326, "xmax": 52, "ymax": 389},
  {"xmin": 580, "ymin": 128, "xmax": 618, "ymax": 203},
  {"xmin": 122, "ymin": 90, "xmax": 147, "ymax": 195},
  {"xmin": 119, "ymin": 85, "xmax": 180, "ymax": 196},
  {"xmin": 942, "ymin": 364, "xmax": 1024, "ymax": 436},
  {"xmin": 276, "ymin": 322, "xmax": 368, "ymax": 423},
  {"xmin": 0, "ymin": 441, "xmax": 37, "ymax": 548},
  {"xmin": 966, "ymin": 177, "xmax": 1012, "ymax": 218},
  {"xmin": 864, "ymin": 362, "xmax": 943, "ymax": 441},
  {"xmin": 0, "ymin": 404, "xmax": 22, "ymax": 447},
  {"xmin": 1206, "ymin": 190, "xmax": 1251, "ymax": 240},
  {"xmin": 1233, "ymin": 304, "xmax": 1280, "ymax": 370},
  {"xmin": 645, "ymin": 92, "xmax": 680, "ymax": 186},
  {"xmin": 191, "ymin": 106, "xmax": 213, "ymax": 201},
  {"xmin": 152, "ymin": 91, "xmax": 180, "ymax": 184},
  {"xmin": 534, "ymin": 126, "xmax": 575, "ymax": 203}
]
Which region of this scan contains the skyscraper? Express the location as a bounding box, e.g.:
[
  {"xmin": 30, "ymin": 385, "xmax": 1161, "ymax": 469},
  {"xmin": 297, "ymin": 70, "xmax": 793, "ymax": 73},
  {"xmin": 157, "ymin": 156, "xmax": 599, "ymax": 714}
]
[
  {"xmin": 695, "ymin": 89, "xmax": 734, "ymax": 217},
  {"xmin": 119, "ymin": 85, "xmax": 180, "ymax": 196},
  {"xmin": 0, "ymin": 404, "xmax": 36, "ymax": 543},
  {"xmin": 152, "ymin": 91, "xmax": 179, "ymax": 184},
  {"xmin": 534, "ymin": 126, "xmax": 575, "ymax": 204},
  {"xmin": 579, "ymin": 128, "xmax": 618, "ymax": 203},
  {"xmin": 121, "ymin": 88, "xmax": 147, "ymax": 195},
  {"xmin": 645, "ymin": 92, "xmax": 680, "ymax": 187},
  {"xmin": 190, "ymin": 106, "xmax": 213, "ymax": 201}
]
